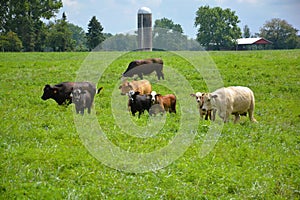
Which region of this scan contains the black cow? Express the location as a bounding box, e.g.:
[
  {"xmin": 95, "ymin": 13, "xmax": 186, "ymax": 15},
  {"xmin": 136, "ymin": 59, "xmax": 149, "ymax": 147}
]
[
  {"xmin": 122, "ymin": 58, "xmax": 164, "ymax": 80},
  {"xmin": 41, "ymin": 81, "xmax": 102, "ymax": 105},
  {"xmin": 128, "ymin": 90, "xmax": 152, "ymax": 118},
  {"xmin": 72, "ymin": 88, "xmax": 93, "ymax": 115}
]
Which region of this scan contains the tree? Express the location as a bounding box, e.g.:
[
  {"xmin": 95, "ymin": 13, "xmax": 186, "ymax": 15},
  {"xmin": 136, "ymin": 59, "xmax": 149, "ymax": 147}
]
[
  {"xmin": 68, "ymin": 23, "xmax": 88, "ymax": 51},
  {"xmin": 195, "ymin": 6, "xmax": 242, "ymax": 50},
  {"xmin": 243, "ymin": 25, "xmax": 251, "ymax": 38},
  {"xmin": 102, "ymin": 33, "xmax": 137, "ymax": 51},
  {"xmin": 0, "ymin": 31, "xmax": 23, "ymax": 51},
  {"xmin": 0, "ymin": 0, "xmax": 62, "ymax": 51},
  {"xmin": 259, "ymin": 18, "xmax": 299, "ymax": 49},
  {"xmin": 154, "ymin": 18, "xmax": 183, "ymax": 34},
  {"xmin": 86, "ymin": 16, "xmax": 105, "ymax": 50},
  {"xmin": 153, "ymin": 18, "xmax": 199, "ymax": 50},
  {"xmin": 47, "ymin": 12, "xmax": 75, "ymax": 51}
]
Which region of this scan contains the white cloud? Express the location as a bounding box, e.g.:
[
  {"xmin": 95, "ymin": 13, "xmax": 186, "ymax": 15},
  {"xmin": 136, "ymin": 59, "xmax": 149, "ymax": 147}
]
[
  {"xmin": 236, "ymin": 0, "xmax": 259, "ymax": 3},
  {"xmin": 62, "ymin": 0, "xmax": 79, "ymax": 7}
]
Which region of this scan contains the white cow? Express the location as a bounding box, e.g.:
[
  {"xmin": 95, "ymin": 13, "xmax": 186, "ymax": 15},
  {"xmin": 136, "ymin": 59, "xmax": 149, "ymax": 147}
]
[{"xmin": 202, "ymin": 86, "xmax": 257, "ymax": 123}]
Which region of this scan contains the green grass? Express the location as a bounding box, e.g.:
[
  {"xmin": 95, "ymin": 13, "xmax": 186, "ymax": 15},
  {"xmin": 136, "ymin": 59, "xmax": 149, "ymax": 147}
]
[{"xmin": 0, "ymin": 50, "xmax": 299, "ymax": 199}]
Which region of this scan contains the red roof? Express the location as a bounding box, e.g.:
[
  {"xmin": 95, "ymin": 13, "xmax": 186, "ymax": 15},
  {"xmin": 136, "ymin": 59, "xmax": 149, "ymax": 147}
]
[{"xmin": 237, "ymin": 38, "xmax": 272, "ymax": 45}]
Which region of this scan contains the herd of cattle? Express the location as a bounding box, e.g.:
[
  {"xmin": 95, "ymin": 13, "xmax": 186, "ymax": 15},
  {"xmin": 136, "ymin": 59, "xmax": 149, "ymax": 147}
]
[{"xmin": 41, "ymin": 58, "xmax": 257, "ymax": 123}]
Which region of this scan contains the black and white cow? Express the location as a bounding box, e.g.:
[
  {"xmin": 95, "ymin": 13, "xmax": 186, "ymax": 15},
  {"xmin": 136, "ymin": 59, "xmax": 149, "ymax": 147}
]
[{"xmin": 128, "ymin": 90, "xmax": 152, "ymax": 118}]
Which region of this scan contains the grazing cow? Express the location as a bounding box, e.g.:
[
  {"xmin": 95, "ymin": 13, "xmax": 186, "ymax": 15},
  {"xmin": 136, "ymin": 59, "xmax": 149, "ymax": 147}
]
[
  {"xmin": 119, "ymin": 79, "xmax": 152, "ymax": 95},
  {"xmin": 202, "ymin": 86, "xmax": 257, "ymax": 123},
  {"xmin": 71, "ymin": 88, "xmax": 93, "ymax": 115},
  {"xmin": 150, "ymin": 91, "xmax": 176, "ymax": 114},
  {"xmin": 128, "ymin": 90, "xmax": 152, "ymax": 118},
  {"xmin": 41, "ymin": 82, "xmax": 102, "ymax": 105},
  {"xmin": 190, "ymin": 92, "xmax": 213, "ymax": 120},
  {"xmin": 122, "ymin": 58, "xmax": 164, "ymax": 80}
]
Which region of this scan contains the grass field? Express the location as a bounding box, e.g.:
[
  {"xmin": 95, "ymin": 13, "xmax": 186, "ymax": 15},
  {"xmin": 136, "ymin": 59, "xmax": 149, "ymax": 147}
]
[{"xmin": 0, "ymin": 50, "xmax": 299, "ymax": 199}]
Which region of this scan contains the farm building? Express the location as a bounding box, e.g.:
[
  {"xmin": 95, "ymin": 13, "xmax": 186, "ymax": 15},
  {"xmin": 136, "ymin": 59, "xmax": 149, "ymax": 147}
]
[{"xmin": 236, "ymin": 37, "xmax": 272, "ymax": 50}]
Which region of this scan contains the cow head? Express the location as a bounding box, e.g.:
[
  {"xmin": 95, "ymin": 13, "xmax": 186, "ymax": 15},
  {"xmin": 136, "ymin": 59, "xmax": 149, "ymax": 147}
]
[
  {"xmin": 41, "ymin": 84, "xmax": 59, "ymax": 100},
  {"xmin": 202, "ymin": 93, "xmax": 217, "ymax": 111},
  {"xmin": 190, "ymin": 92, "xmax": 203, "ymax": 104},
  {"xmin": 128, "ymin": 90, "xmax": 140, "ymax": 102},
  {"xmin": 119, "ymin": 80, "xmax": 133, "ymax": 95},
  {"xmin": 150, "ymin": 91, "xmax": 157, "ymax": 104},
  {"xmin": 71, "ymin": 88, "xmax": 83, "ymax": 103}
]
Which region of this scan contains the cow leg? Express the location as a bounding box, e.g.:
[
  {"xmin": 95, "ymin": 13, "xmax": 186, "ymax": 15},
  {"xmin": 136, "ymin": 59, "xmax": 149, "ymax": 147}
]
[
  {"xmin": 87, "ymin": 107, "xmax": 91, "ymax": 114},
  {"xmin": 248, "ymin": 109, "xmax": 257, "ymax": 122},
  {"xmin": 234, "ymin": 113, "xmax": 240, "ymax": 123},
  {"xmin": 138, "ymin": 73, "xmax": 143, "ymax": 79}
]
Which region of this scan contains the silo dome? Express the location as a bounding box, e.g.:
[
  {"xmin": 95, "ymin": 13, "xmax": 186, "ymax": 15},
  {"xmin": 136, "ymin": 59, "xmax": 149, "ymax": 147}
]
[{"xmin": 138, "ymin": 7, "xmax": 152, "ymax": 14}]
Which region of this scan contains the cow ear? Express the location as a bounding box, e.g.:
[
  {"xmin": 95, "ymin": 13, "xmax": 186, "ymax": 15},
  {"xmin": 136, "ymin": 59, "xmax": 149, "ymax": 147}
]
[
  {"xmin": 211, "ymin": 94, "xmax": 218, "ymax": 99},
  {"xmin": 190, "ymin": 94, "xmax": 195, "ymax": 97}
]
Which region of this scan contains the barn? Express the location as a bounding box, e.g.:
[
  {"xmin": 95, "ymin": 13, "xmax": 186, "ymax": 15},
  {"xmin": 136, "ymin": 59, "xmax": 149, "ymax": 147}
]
[{"xmin": 236, "ymin": 37, "xmax": 273, "ymax": 50}]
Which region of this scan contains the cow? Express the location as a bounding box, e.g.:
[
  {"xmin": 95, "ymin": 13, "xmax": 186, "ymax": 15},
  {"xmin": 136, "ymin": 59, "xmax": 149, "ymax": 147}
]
[
  {"xmin": 201, "ymin": 86, "xmax": 257, "ymax": 123},
  {"xmin": 41, "ymin": 81, "xmax": 102, "ymax": 105},
  {"xmin": 119, "ymin": 79, "xmax": 152, "ymax": 95},
  {"xmin": 128, "ymin": 90, "xmax": 152, "ymax": 118},
  {"xmin": 190, "ymin": 92, "xmax": 213, "ymax": 120},
  {"xmin": 71, "ymin": 88, "xmax": 93, "ymax": 115},
  {"xmin": 150, "ymin": 91, "xmax": 176, "ymax": 114},
  {"xmin": 122, "ymin": 58, "xmax": 164, "ymax": 80}
]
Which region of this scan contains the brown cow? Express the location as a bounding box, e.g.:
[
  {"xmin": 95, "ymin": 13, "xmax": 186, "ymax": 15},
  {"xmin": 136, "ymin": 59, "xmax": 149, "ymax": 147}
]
[
  {"xmin": 150, "ymin": 91, "xmax": 176, "ymax": 114},
  {"xmin": 119, "ymin": 79, "xmax": 152, "ymax": 95},
  {"xmin": 122, "ymin": 58, "xmax": 164, "ymax": 80}
]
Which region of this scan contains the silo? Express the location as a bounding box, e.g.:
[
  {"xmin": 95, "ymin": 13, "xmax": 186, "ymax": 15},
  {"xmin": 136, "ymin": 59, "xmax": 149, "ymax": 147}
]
[{"xmin": 137, "ymin": 7, "xmax": 152, "ymax": 51}]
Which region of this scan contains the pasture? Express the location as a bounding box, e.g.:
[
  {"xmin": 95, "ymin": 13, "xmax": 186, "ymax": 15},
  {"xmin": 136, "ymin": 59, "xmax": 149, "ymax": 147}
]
[{"xmin": 0, "ymin": 50, "xmax": 299, "ymax": 199}]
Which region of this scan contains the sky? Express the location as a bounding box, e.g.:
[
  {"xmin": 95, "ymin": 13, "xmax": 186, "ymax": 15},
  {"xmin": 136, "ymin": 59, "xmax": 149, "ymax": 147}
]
[{"xmin": 58, "ymin": 0, "xmax": 300, "ymax": 38}]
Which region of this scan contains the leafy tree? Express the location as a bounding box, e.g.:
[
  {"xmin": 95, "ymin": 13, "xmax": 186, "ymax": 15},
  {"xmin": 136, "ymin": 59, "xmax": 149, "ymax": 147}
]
[
  {"xmin": 86, "ymin": 16, "xmax": 105, "ymax": 50},
  {"xmin": 259, "ymin": 18, "xmax": 299, "ymax": 49},
  {"xmin": 154, "ymin": 18, "xmax": 183, "ymax": 34},
  {"xmin": 153, "ymin": 18, "xmax": 199, "ymax": 50},
  {"xmin": 195, "ymin": 6, "xmax": 242, "ymax": 50},
  {"xmin": 68, "ymin": 23, "xmax": 88, "ymax": 51},
  {"xmin": 0, "ymin": 0, "xmax": 62, "ymax": 51},
  {"xmin": 0, "ymin": 31, "xmax": 23, "ymax": 51},
  {"xmin": 102, "ymin": 33, "xmax": 137, "ymax": 51},
  {"xmin": 243, "ymin": 25, "xmax": 251, "ymax": 38},
  {"xmin": 47, "ymin": 12, "xmax": 75, "ymax": 51}
]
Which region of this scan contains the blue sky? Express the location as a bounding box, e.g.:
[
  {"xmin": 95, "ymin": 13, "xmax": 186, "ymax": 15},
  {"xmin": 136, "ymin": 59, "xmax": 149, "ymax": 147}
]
[{"xmin": 58, "ymin": 0, "xmax": 300, "ymax": 38}]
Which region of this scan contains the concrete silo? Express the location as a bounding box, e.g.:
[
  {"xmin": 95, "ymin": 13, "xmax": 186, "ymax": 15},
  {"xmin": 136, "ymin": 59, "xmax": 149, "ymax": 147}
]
[{"xmin": 137, "ymin": 7, "xmax": 152, "ymax": 51}]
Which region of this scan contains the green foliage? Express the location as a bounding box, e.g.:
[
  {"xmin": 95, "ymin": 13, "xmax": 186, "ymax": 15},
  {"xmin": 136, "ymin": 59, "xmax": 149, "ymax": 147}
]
[
  {"xmin": 243, "ymin": 25, "xmax": 251, "ymax": 38},
  {"xmin": 0, "ymin": 31, "xmax": 23, "ymax": 51},
  {"xmin": 47, "ymin": 13, "xmax": 75, "ymax": 52},
  {"xmin": 195, "ymin": 6, "xmax": 242, "ymax": 50},
  {"xmin": 86, "ymin": 16, "xmax": 105, "ymax": 51},
  {"xmin": 154, "ymin": 18, "xmax": 183, "ymax": 34},
  {"xmin": 153, "ymin": 18, "xmax": 201, "ymax": 51},
  {"xmin": 259, "ymin": 18, "xmax": 300, "ymax": 49},
  {"xmin": 0, "ymin": 50, "xmax": 299, "ymax": 199},
  {"xmin": 0, "ymin": 0, "xmax": 63, "ymax": 51},
  {"xmin": 102, "ymin": 33, "xmax": 138, "ymax": 51},
  {"xmin": 67, "ymin": 23, "xmax": 88, "ymax": 51}
]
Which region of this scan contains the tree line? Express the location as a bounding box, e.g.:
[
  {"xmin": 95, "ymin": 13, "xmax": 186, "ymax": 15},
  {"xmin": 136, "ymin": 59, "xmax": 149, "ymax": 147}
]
[{"xmin": 0, "ymin": 1, "xmax": 299, "ymax": 52}]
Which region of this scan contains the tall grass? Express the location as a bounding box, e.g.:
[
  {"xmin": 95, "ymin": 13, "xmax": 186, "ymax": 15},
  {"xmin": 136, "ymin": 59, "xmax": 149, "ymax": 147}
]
[{"xmin": 0, "ymin": 50, "xmax": 299, "ymax": 199}]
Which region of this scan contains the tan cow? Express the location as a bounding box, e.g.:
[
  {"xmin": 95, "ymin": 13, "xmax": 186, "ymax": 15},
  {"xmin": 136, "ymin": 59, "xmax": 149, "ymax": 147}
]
[
  {"xmin": 119, "ymin": 79, "xmax": 152, "ymax": 95},
  {"xmin": 202, "ymin": 86, "xmax": 257, "ymax": 123},
  {"xmin": 190, "ymin": 92, "xmax": 213, "ymax": 120}
]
